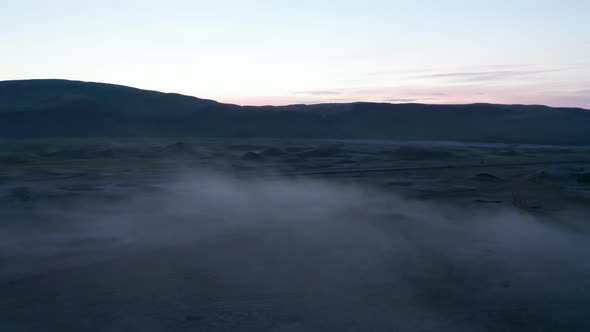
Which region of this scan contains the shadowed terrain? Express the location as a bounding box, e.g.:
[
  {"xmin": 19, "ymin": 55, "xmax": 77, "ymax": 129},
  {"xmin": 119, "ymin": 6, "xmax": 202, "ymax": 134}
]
[
  {"xmin": 1, "ymin": 138, "xmax": 590, "ymax": 331},
  {"xmin": 1, "ymin": 79, "xmax": 590, "ymax": 145}
]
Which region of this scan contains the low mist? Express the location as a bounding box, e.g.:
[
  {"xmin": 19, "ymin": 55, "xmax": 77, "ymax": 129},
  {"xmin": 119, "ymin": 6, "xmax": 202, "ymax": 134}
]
[{"xmin": 2, "ymin": 170, "xmax": 590, "ymax": 331}]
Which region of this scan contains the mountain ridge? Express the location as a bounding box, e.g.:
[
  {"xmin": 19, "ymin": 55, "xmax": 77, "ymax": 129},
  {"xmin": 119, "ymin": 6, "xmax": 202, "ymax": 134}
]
[
  {"xmin": 3, "ymin": 79, "xmax": 588, "ymax": 111},
  {"xmin": 1, "ymin": 79, "xmax": 589, "ymax": 144}
]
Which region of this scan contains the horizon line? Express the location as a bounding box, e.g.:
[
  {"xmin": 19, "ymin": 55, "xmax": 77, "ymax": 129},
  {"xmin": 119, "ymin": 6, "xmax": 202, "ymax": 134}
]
[{"xmin": 2, "ymin": 78, "xmax": 589, "ymax": 111}]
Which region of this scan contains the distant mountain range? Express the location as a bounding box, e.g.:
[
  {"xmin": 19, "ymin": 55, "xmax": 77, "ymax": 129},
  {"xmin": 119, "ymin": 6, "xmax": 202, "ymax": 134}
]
[{"xmin": 1, "ymin": 79, "xmax": 589, "ymax": 145}]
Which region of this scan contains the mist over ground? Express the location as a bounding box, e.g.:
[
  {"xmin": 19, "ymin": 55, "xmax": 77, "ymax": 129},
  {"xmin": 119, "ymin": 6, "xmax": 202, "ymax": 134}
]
[{"xmin": 2, "ymin": 166, "xmax": 590, "ymax": 331}]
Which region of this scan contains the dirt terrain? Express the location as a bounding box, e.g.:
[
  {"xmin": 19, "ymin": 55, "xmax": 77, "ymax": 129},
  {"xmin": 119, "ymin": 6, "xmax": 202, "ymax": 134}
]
[{"xmin": 1, "ymin": 138, "xmax": 590, "ymax": 331}]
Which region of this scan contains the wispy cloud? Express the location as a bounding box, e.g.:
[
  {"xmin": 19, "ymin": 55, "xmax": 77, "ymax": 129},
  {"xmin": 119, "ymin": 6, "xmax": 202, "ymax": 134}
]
[
  {"xmin": 384, "ymin": 98, "xmax": 417, "ymax": 103},
  {"xmin": 465, "ymin": 64, "xmax": 526, "ymax": 70},
  {"xmin": 415, "ymin": 69, "xmax": 558, "ymax": 82},
  {"xmin": 296, "ymin": 90, "xmax": 341, "ymax": 96},
  {"xmin": 227, "ymin": 72, "xmax": 590, "ymax": 109},
  {"xmin": 359, "ymin": 68, "xmax": 436, "ymax": 78}
]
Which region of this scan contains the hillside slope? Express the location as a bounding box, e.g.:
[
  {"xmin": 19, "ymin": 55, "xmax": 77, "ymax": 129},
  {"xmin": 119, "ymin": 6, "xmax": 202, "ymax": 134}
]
[{"xmin": 1, "ymin": 79, "xmax": 589, "ymax": 144}]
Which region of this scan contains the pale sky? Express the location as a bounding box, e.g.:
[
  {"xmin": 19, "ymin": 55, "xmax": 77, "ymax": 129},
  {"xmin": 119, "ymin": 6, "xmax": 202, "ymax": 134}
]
[{"xmin": 2, "ymin": 0, "xmax": 589, "ymax": 108}]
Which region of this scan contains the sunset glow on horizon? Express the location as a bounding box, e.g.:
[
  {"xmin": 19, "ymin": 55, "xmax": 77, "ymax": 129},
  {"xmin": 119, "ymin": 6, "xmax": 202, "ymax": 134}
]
[{"xmin": 2, "ymin": 0, "xmax": 589, "ymax": 108}]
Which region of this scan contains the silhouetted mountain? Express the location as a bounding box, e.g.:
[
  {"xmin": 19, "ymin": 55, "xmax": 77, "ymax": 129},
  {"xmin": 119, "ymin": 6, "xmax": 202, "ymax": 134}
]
[{"xmin": 1, "ymin": 79, "xmax": 589, "ymax": 145}]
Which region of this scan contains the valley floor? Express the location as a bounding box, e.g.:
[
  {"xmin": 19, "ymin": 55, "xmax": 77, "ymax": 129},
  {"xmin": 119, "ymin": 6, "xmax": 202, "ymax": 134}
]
[{"xmin": 1, "ymin": 138, "xmax": 590, "ymax": 331}]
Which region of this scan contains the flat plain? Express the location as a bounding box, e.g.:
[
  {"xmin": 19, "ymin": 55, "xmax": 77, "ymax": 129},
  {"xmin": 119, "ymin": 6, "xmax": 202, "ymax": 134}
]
[{"xmin": 1, "ymin": 138, "xmax": 590, "ymax": 331}]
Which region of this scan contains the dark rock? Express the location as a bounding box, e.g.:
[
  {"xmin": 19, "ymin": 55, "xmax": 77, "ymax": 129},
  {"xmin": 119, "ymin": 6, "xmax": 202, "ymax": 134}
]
[
  {"xmin": 91, "ymin": 149, "xmax": 115, "ymax": 158},
  {"xmin": 4, "ymin": 280, "xmax": 18, "ymax": 288},
  {"xmin": 534, "ymin": 167, "xmax": 585, "ymax": 184},
  {"xmin": 473, "ymin": 199, "xmax": 503, "ymax": 204},
  {"xmin": 26, "ymin": 167, "xmax": 63, "ymax": 177},
  {"xmin": 336, "ymin": 158, "xmax": 357, "ymax": 164},
  {"xmin": 241, "ymin": 151, "xmax": 263, "ymax": 161},
  {"xmin": 162, "ymin": 141, "xmax": 192, "ymax": 153},
  {"xmin": 284, "ymin": 146, "xmax": 312, "ymax": 153},
  {"xmin": 578, "ymin": 172, "xmax": 590, "ymax": 184},
  {"xmin": 231, "ymin": 163, "xmax": 252, "ymax": 170},
  {"xmin": 280, "ymin": 156, "xmax": 305, "ymax": 163},
  {"xmin": 8, "ymin": 186, "xmax": 32, "ymax": 201},
  {"xmin": 497, "ymin": 150, "xmax": 521, "ymax": 156},
  {"xmin": 185, "ymin": 315, "xmax": 203, "ymax": 322},
  {"xmin": 511, "ymin": 193, "xmax": 544, "ymax": 212},
  {"xmin": 260, "ymin": 147, "xmax": 287, "ymax": 157},
  {"xmin": 471, "ymin": 173, "xmax": 501, "ymax": 182},
  {"xmin": 116, "ymin": 183, "xmax": 138, "ymax": 187},
  {"xmin": 298, "ymin": 147, "xmax": 342, "ymax": 158},
  {"xmin": 43, "ymin": 148, "xmax": 114, "ymax": 159},
  {"xmin": 60, "ymin": 185, "xmax": 103, "ymax": 191},
  {"xmin": 0, "ymin": 154, "xmax": 34, "ymax": 164},
  {"xmin": 384, "ymin": 181, "xmax": 413, "ymax": 187},
  {"xmin": 390, "ymin": 146, "xmax": 455, "ymax": 160},
  {"xmin": 227, "ymin": 144, "xmax": 263, "ymax": 151},
  {"xmin": 138, "ymin": 152, "xmax": 159, "ymax": 158}
]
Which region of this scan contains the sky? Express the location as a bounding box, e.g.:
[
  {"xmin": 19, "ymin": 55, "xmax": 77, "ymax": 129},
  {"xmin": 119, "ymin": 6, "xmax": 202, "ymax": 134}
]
[{"xmin": 1, "ymin": 0, "xmax": 589, "ymax": 108}]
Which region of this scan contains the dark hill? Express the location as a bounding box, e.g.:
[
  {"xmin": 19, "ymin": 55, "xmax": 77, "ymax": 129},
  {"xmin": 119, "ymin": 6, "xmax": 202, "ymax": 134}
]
[
  {"xmin": 0, "ymin": 79, "xmax": 219, "ymax": 114},
  {"xmin": 1, "ymin": 79, "xmax": 589, "ymax": 145}
]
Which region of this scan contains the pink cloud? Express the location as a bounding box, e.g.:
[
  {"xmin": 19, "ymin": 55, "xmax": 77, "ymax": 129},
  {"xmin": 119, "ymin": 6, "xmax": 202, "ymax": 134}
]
[{"xmin": 220, "ymin": 86, "xmax": 590, "ymax": 109}]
